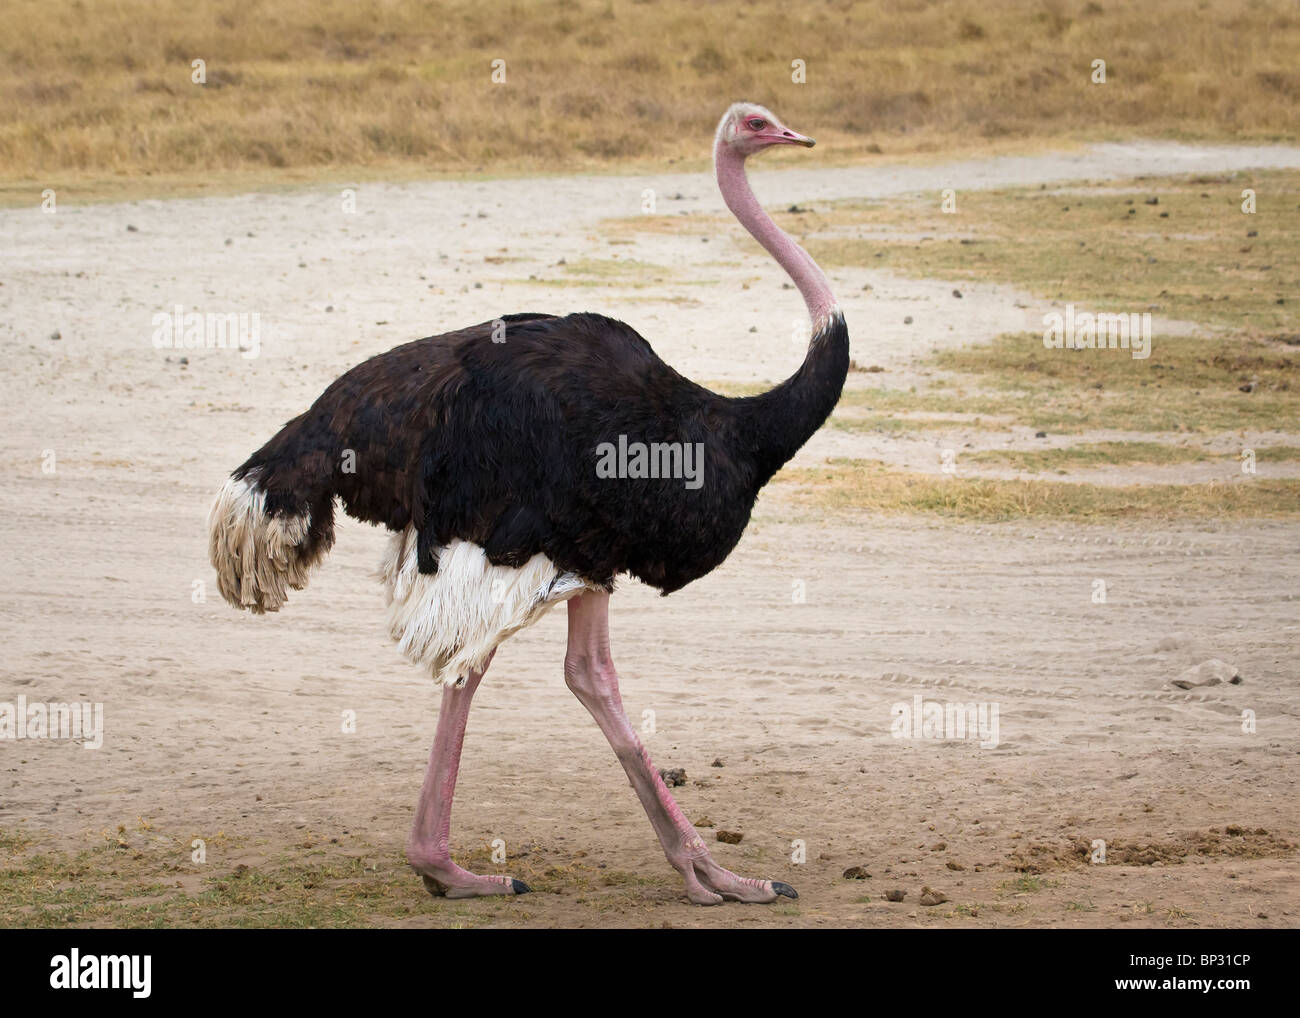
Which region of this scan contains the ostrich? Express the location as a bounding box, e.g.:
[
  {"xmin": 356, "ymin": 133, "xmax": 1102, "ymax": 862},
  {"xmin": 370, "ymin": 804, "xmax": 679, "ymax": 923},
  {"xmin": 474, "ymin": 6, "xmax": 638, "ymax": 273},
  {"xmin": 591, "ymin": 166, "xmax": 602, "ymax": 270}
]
[{"xmin": 209, "ymin": 102, "xmax": 847, "ymax": 905}]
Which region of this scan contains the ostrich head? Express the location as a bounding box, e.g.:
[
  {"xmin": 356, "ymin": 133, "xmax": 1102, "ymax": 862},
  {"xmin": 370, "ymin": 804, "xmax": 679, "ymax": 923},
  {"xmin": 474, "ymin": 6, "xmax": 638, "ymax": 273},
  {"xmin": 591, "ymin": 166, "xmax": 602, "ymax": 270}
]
[{"xmin": 715, "ymin": 102, "xmax": 815, "ymax": 158}]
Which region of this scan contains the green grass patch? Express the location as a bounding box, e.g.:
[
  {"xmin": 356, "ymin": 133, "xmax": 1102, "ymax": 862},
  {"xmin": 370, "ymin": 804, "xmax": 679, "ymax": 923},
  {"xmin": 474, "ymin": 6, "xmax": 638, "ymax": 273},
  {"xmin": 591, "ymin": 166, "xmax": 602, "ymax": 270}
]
[{"xmin": 1000, "ymin": 875, "xmax": 1048, "ymax": 894}]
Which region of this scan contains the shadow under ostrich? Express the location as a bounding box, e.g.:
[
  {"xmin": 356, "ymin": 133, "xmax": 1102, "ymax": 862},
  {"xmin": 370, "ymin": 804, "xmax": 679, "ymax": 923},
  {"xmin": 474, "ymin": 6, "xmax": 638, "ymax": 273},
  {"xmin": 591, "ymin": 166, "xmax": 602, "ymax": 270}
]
[{"xmin": 209, "ymin": 102, "xmax": 848, "ymax": 905}]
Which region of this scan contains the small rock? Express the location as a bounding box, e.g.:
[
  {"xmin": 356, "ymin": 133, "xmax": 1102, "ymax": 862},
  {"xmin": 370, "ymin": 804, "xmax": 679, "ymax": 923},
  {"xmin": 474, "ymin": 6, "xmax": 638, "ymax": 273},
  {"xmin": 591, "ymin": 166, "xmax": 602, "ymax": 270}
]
[
  {"xmin": 658, "ymin": 767, "xmax": 686, "ymax": 787},
  {"xmin": 946, "ymin": 861, "xmax": 965, "ymax": 871},
  {"xmin": 325, "ymin": 305, "xmax": 334, "ymax": 313},
  {"xmin": 903, "ymin": 315, "xmax": 913, "ymax": 325},
  {"xmin": 179, "ymin": 356, "xmax": 188, "ymax": 366},
  {"xmin": 716, "ymin": 830, "xmax": 744, "ymax": 845},
  {"xmin": 842, "ymin": 866, "xmax": 871, "ymax": 880},
  {"xmin": 952, "ymin": 289, "xmax": 962, "ymax": 298},
  {"xmin": 919, "ymin": 886, "xmax": 948, "ymax": 906},
  {"xmin": 126, "ymin": 224, "xmax": 138, "ymax": 232},
  {"xmin": 930, "ymin": 842, "xmax": 947, "ymax": 851},
  {"xmin": 693, "ymin": 816, "xmax": 714, "ymax": 828},
  {"xmin": 884, "ymin": 889, "xmax": 906, "ymax": 902},
  {"xmin": 1247, "ymin": 230, "xmax": 1257, "ymax": 238},
  {"xmin": 49, "ymin": 330, "xmax": 61, "ymax": 341},
  {"xmin": 1172, "ymin": 659, "xmax": 1242, "ymax": 689},
  {"xmin": 1035, "ymin": 431, "xmax": 1047, "ymax": 438},
  {"xmin": 1144, "ymin": 197, "xmax": 1159, "ymax": 205},
  {"xmin": 710, "ymin": 758, "xmax": 724, "ymax": 768}
]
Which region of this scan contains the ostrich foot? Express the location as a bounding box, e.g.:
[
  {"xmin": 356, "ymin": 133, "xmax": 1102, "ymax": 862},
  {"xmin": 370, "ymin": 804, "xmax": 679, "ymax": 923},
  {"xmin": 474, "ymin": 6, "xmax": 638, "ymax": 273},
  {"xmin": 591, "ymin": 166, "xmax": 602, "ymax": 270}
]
[
  {"xmin": 673, "ymin": 837, "xmax": 798, "ymax": 905},
  {"xmin": 410, "ymin": 855, "xmax": 530, "ymax": 899}
]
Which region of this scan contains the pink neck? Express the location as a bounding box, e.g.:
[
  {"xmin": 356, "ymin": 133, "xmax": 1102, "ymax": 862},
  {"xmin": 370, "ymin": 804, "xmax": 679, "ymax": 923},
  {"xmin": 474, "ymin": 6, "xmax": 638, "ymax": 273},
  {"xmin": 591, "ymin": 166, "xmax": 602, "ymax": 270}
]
[{"xmin": 714, "ymin": 141, "xmax": 838, "ymax": 331}]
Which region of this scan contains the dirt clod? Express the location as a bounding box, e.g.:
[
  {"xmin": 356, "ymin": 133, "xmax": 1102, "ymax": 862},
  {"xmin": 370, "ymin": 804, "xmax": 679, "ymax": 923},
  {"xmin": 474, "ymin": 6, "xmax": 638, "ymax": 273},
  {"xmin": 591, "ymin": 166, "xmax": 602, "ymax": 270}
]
[
  {"xmin": 919, "ymin": 886, "xmax": 948, "ymax": 906},
  {"xmin": 658, "ymin": 767, "xmax": 686, "ymax": 787}
]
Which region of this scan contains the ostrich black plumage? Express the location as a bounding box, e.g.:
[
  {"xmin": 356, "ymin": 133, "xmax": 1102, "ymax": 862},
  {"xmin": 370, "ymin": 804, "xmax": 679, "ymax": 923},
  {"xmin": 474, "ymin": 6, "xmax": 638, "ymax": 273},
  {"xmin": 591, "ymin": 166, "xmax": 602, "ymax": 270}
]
[{"xmin": 209, "ymin": 102, "xmax": 848, "ymax": 904}]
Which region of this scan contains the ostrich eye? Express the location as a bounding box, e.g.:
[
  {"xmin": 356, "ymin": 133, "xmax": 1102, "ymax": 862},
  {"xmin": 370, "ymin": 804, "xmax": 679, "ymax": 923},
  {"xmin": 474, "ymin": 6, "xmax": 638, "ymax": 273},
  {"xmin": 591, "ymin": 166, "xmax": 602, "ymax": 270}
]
[{"xmin": 746, "ymin": 118, "xmax": 767, "ymax": 131}]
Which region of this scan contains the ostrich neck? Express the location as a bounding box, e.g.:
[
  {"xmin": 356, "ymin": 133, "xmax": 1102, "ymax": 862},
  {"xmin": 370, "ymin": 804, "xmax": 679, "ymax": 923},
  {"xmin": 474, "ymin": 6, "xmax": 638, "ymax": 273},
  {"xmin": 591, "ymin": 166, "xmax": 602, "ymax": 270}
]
[{"xmin": 714, "ymin": 142, "xmax": 849, "ymax": 482}]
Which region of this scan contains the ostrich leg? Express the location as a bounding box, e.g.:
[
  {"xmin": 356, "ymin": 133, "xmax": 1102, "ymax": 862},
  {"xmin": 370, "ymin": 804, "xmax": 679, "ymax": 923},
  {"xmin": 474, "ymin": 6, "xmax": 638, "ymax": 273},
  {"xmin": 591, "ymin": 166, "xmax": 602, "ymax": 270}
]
[
  {"xmin": 407, "ymin": 652, "xmax": 530, "ymax": 898},
  {"xmin": 564, "ymin": 591, "xmax": 797, "ymax": 905}
]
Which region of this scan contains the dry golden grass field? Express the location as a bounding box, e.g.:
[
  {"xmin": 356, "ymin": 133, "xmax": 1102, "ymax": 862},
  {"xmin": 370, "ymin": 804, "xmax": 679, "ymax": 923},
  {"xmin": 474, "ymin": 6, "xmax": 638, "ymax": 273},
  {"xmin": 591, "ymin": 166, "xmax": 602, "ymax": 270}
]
[{"xmin": 3, "ymin": 0, "xmax": 1300, "ymax": 201}]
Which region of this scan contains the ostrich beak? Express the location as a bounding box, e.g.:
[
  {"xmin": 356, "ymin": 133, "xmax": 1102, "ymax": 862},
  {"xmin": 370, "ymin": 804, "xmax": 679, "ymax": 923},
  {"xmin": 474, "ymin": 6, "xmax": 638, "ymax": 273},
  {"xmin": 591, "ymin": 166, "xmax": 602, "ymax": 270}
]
[{"xmin": 767, "ymin": 128, "xmax": 815, "ymax": 148}]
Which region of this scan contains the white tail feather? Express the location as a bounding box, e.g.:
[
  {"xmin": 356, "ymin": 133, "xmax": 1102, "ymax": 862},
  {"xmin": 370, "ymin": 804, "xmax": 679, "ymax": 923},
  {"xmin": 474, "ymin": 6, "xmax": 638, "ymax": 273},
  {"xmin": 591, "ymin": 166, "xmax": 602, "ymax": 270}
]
[{"xmin": 208, "ymin": 475, "xmax": 329, "ymax": 613}]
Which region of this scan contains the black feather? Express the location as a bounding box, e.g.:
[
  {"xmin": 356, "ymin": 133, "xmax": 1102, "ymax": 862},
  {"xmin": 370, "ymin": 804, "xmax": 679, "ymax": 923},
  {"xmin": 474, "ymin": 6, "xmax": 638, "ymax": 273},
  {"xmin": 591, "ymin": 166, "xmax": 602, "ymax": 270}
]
[{"xmin": 233, "ymin": 310, "xmax": 849, "ymax": 594}]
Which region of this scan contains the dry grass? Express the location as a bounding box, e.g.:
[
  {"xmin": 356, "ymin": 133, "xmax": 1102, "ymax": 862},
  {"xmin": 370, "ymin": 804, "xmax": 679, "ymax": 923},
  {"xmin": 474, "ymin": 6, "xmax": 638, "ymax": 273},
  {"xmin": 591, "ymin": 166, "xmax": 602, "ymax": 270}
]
[
  {"xmin": 967, "ymin": 441, "xmax": 1211, "ymax": 470},
  {"xmin": 810, "ymin": 330, "xmax": 1298, "ymax": 436},
  {"xmin": 4, "ymin": 0, "xmax": 1300, "ymax": 198},
  {"xmin": 0, "ymin": 825, "xmax": 647, "ymax": 928},
  {"xmin": 776, "ymin": 458, "xmax": 1300, "ymax": 519},
  {"xmin": 804, "ymin": 170, "xmax": 1300, "ymax": 337},
  {"xmin": 967, "ymin": 441, "xmax": 1300, "ymax": 471},
  {"xmin": 917, "ymin": 332, "xmax": 1298, "ymax": 434}
]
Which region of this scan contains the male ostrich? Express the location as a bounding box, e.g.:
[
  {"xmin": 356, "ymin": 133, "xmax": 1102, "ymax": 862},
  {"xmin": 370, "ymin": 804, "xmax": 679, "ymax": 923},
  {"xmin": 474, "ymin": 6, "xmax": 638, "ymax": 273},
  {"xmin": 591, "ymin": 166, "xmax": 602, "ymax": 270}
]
[{"xmin": 209, "ymin": 102, "xmax": 847, "ymax": 905}]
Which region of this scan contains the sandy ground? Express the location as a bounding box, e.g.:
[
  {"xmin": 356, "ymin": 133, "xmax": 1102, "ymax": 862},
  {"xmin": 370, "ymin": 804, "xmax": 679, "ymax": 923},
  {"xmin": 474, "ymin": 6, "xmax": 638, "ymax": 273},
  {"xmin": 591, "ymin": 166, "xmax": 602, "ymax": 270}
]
[{"xmin": 1, "ymin": 141, "xmax": 1297, "ymax": 927}]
